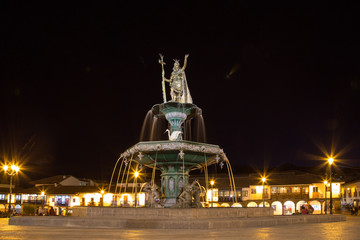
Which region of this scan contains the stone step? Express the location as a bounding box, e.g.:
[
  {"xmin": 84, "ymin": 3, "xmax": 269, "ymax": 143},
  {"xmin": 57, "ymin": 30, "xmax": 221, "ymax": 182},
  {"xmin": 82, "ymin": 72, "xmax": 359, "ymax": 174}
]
[
  {"xmin": 9, "ymin": 215, "xmax": 346, "ymax": 229},
  {"xmin": 71, "ymin": 207, "xmax": 273, "ymax": 219}
]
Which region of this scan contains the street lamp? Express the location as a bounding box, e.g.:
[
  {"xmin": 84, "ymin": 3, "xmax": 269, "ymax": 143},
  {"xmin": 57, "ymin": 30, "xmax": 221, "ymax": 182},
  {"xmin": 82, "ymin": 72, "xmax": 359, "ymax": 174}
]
[
  {"xmin": 41, "ymin": 191, "xmax": 45, "ymax": 205},
  {"xmin": 210, "ymin": 180, "xmax": 215, "ymax": 208},
  {"xmin": 2, "ymin": 164, "xmax": 20, "ymax": 217},
  {"xmin": 328, "ymin": 157, "xmax": 334, "ymax": 214},
  {"xmin": 134, "ymin": 171, "xmax": 139, "ymax": 208},
  {"xmin": 324, "ymin": 180, "xmax": 328, "ymax": 214},
  {"xmin": 262, "ymin": 177, "xmax": 266, "ymax": 207},
  {"xmin": 100, "ymin": 190, "xmax": 105, "ymax": 206}
]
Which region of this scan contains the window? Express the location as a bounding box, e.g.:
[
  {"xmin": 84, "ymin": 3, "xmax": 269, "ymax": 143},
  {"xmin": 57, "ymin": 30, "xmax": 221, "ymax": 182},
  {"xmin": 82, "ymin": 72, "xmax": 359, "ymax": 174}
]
[
  {"xmin": 251, "ymin": 189, "xmax": 256, "ymax": 194},
  {"xmin": 16, "ymin": 195, "xmax": 21, "ymax": 201},
  {"xmin": 237, "ymin": 191, "xmax": 241, "ymax": 197},
  {"xmin": 55, "ymin": 195, "xmax": 70, "ymax": 205},
  {"xmin": 313, "ymin": 187, "xmax": 318, "ymax": 193},
  {"xmin": 271, "ymin": 187, "xmax": 278, "ymax": 193},
  {"xmin": 218, "ymin": 191, "xmax": 223, "ymax": 197},
  {"xmin": 224, "ymin": 191, "xmax": 230, "ymax": 197},
  {"xmin": 293, "ymin": 187, "xmax": 300, "ymax": 193},
  {"xmin": 242, "ymin": 190, "xmax": 248, "ymax": 197},
  {"xmin": 354, "ymin": 190, "xmax": 358, "ymax": 197},
  {"xmin": 0, "ymin": 194, "xmax": 5, "ymax": 200}
]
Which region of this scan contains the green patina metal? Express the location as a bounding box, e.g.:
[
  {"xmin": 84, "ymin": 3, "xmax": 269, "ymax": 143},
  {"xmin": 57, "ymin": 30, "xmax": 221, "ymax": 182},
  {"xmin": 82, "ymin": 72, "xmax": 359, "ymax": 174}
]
[
  {"xmin": 123, "ymin": 140, "xmax": 223, "ymax": 206},
  {"xmin": 122, "ymin": 101, "xmax": 222, "ymax": 206},
  {"xmin": 152, "ymin": 102, "xmax": 200, "ymax": 137},
  {"xmin": 116, "ymin": 56, "xmax": 228, "ymax": 207}
]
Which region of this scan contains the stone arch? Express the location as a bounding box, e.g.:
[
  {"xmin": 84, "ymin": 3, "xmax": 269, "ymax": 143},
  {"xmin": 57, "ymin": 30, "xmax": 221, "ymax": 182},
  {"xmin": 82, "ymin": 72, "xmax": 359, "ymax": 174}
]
[
  {"xmin": 221, "ymin": 203, "xmax": 230, "ymax": 207},
  {"xmin": 0, "ymin": 204, "xmax": 5, "ymax": 212},
  {"xmin": 271, "ymin": 201, "xmax": 282, "ymax": 215},
  {"xmin": 231, "ymin": 203, "xmax": 242, "ymax": 207},
  {"xmin": 309, "ymin": 200, "xmax": 322, "ymax": 214},
  {"xmin": 259, "ymin": 201, "xmax": 270, "ymax": 207},
  {"xmin": 296, "ymin": 200, "xmax": 307, "ymax": 212},
  {"xmin": 247, "ymin": 201, "xmax": 257, "ymax": 207},
  {"xmin": 14, "ymin": 204, "xmax": 21, "ymax": 214},
  {"xmin": 283, "ymin": 200, "xmax": 295, "ymax": 215}
]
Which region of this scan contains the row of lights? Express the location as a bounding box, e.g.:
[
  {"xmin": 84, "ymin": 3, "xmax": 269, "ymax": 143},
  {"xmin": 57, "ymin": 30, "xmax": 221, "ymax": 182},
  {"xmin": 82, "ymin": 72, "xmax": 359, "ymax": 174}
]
[
  {"xmin": 258, "ymin": 157, "xmax": 335, "ymax": 213},
  {"xmin": 1, "ymin": 158, "xmax": 336, "ymax": 211}
]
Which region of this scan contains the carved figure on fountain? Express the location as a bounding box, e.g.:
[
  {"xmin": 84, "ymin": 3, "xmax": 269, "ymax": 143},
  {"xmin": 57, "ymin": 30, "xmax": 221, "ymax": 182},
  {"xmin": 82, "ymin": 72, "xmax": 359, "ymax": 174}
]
[
  {"xmin": 171, "ymin": 180, "xmax": 202, "ymax": 208},
  {"xmin": 143, "ymin": 182, "xmax": 163, "ymax": 208}
]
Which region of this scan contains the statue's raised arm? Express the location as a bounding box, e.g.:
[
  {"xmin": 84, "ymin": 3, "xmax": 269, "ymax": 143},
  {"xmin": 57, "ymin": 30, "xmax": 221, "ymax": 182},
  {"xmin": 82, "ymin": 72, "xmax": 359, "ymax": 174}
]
[{"xmin": 182, "ymin": 54, "xmax": 189, "ymax": 71}]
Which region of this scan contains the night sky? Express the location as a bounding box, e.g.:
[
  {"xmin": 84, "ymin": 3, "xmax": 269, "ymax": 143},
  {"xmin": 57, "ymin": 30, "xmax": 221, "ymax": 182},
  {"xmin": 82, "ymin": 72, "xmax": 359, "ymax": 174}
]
[{"xmin": 1, "ymin": 2, "xmax": 360, "ymax": 181}]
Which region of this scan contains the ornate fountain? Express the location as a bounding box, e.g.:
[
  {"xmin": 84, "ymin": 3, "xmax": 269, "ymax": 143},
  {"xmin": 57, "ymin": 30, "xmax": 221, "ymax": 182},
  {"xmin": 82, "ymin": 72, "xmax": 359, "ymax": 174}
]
[{"xmin": 116, "ymin": 54, "xmax": 232, "ymax": 207}]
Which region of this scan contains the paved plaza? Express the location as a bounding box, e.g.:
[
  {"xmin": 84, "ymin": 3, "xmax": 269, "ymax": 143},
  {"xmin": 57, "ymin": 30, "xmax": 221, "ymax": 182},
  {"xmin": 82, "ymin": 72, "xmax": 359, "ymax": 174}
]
[{"xmin": 1, "ymin": 215, "xmax": 360, "ymax": 240}]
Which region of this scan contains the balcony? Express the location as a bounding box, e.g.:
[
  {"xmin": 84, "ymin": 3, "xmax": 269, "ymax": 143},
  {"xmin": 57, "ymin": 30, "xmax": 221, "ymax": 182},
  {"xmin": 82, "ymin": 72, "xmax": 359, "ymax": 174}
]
[
  {"xmin": 271, "ymin": 193, "xmax": 309, "ymax": 200},
  {"xmin": 22, "ymin": 200, "xmax": 45, "ymax": 205},
  {"xmin": 218, "ymin": 197, "xmax": 241, "ymax": 202},
  {"xmin": 312, "ymin": 192, "xmax": 320, "ymax": 198}
]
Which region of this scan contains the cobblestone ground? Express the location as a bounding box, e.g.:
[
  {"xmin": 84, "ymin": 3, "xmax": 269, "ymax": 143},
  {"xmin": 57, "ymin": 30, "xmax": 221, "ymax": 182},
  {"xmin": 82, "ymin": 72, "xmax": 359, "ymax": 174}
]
[{"xmin": 1, "ymin": 216, "xmax": 360, "ymax": 240}]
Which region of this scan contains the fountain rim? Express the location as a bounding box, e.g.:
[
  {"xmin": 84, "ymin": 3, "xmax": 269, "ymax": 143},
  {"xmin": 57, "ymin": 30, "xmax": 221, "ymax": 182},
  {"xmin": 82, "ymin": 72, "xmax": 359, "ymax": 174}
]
[
  {"xmin": 122, "ymin": 140, "xmax": 224, "ymax": 158},
  {"xmin": 151, "ymin": 102, "xmax": 202, "ymax": 120}
]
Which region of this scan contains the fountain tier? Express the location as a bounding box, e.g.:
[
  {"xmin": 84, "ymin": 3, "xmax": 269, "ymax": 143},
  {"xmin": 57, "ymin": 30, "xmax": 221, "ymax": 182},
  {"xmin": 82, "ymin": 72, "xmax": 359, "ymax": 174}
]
[{"xmin": 123, "ymin": 140, "xmax": 224, "ymax": 207}]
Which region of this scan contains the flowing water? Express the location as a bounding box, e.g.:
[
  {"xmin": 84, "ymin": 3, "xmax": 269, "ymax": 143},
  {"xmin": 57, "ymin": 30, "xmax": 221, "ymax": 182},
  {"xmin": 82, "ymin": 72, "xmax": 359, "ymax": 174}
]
[
  {"xmin": 108, "ymin": 105, "xmax": 237, "ymax": 207},
  {"xmin": 140, "ymin": 109, "xmax": 206, "ymax": 142}
]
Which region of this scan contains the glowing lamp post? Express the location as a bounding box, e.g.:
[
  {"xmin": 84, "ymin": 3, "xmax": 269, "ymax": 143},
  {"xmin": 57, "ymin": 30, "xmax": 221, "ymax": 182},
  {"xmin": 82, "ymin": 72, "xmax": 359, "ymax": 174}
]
[
  {"xmin": 324, "ymin": 180, "xmax": 328, "ymax": 214},
  {"xmin": 262, "ymin": 177, "xmax": 266, "ymax": 207},
  {"xmin": 2, "ymin": 164, "xmax": 20, "ymax": 217},
  {"xmin": 100, "ymin": 190, "xmax": 105, "ymax": 206},
  {"xmin": 134, "ymin": 171, "xmax": 139, "ymax": 208},
  {"xmin": 41, "ymin": 191, "xmax": 45, "ymax": 208},
  {"xmin": 328, "ymin": 157, "xmax": 334, "ymax": 214},
  {"xmin": 210, "ymin": 180, "xmax": 215, "ymax": 208}
]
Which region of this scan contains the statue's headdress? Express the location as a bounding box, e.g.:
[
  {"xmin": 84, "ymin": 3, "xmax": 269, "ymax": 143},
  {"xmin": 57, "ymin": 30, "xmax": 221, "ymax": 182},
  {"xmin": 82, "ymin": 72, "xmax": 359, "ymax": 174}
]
[{"xmin": 173, "ymin": 59, "xmax": 180, "ymax": 65}]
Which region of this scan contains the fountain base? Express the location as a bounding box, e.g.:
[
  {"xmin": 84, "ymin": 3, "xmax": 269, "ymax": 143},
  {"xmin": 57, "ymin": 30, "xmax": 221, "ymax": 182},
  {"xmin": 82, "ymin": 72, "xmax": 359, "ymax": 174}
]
[{"xmin": 9, "ymin": 207, "xmax": 347, "ymax": 229}]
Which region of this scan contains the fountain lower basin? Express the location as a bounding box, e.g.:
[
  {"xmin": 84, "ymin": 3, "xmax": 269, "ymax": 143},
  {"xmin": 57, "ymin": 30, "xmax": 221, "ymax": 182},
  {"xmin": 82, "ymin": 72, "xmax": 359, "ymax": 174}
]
[{"xmin": 123, "ymin": 140, "xmax": 224, "ymax": 206}]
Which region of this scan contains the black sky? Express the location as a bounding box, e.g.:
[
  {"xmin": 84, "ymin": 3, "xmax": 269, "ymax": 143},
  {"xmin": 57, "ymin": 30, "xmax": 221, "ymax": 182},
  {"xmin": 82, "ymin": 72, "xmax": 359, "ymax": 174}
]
[{"xmin": 1, "ymin": 1, "xmax": 360, "ymax": 181}]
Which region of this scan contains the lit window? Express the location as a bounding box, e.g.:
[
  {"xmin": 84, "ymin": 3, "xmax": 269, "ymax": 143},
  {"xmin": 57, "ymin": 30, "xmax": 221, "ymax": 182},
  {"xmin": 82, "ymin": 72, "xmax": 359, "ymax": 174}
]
[{"xmin": 0, "ymin": 194, "xmax": 5, "ymax": 200}]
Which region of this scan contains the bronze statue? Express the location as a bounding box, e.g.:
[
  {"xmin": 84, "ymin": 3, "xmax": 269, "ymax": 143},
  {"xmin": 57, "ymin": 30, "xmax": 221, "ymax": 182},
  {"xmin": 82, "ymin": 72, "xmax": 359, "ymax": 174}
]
[
  {"xmin": 142, "ymin": 182, "xmax": 163, "ymax": 208},
  {"xmin": 159, "ymin": 54, "xmax": 193, "ymax": 103},
  {"xmin": 171, "ymin": 180, "xmax": 202, "ymax": 208}
]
